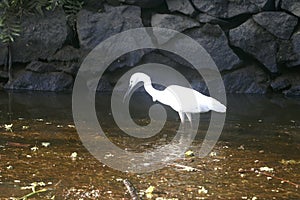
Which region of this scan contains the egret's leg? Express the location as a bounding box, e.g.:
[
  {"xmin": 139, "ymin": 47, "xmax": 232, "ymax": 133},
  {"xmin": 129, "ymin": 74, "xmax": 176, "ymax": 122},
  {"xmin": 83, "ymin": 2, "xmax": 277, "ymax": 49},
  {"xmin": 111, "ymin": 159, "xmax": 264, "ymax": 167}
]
[
  {"xmin": 185, "ymin": 113, "xmax": 192, "ymax": 123},
  {"xmin": 178, "ymin": 112, "xmax": 185, "ymax": 124},
  {"xmin": 185, "ymin": 112, "xmax": 192, "ymax": 127}
]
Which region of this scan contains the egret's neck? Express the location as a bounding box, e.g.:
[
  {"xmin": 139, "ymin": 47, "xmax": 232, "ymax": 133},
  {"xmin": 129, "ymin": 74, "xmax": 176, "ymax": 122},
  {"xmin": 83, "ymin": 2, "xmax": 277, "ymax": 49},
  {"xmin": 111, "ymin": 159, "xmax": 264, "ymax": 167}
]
[
  {"xmin": 143, "ymin": 78, "xmax": 160, "ymax": 101},
  {"xmin": 144, "ymin": 82, "xmax": 156, "ymax": 94}
]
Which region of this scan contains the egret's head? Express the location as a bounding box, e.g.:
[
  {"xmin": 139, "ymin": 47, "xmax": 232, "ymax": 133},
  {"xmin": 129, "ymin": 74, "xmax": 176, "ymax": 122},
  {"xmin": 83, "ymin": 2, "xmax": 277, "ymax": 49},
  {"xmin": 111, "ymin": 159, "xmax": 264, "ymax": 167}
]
[
  {"xmin": 123, "ymin": 72, "xmax": 150, "ymax": 102},
  {"xmin": 129, "ymin": 72, "xmax": 150, "ymax": 86}
]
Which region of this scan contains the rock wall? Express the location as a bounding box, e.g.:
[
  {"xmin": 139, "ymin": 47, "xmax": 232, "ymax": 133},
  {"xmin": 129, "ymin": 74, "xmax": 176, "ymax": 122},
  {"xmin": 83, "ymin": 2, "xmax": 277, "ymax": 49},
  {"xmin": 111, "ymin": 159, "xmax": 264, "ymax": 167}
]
[{"xmin": 0, "ymin": 0, "xmax": 299, "ymax": 96}]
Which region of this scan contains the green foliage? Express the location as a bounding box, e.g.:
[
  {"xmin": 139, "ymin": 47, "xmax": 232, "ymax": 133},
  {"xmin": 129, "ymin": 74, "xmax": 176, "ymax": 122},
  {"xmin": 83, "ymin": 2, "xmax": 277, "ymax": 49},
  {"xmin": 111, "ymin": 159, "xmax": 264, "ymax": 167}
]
[
  {"xmin": 25, "ymin": 0, "xmax": 52, "ymax": 15},
  {"xmin": 0, "ymin": 0, "xmax": 83, "ymax": 44},
  {"xmin": 46, "ymin": 0, "xmax": 84, "ymax": 28},
  {"xmin": 61, "ymin": 0, "xmax": 84, "ymax": 28},
  {"xmin": 0, "ymin": 1, "xmax": 21, "ymax": 44},
  {"xmin": 0, "ymin": 15, "xmax": 21, "ymax": 44}
]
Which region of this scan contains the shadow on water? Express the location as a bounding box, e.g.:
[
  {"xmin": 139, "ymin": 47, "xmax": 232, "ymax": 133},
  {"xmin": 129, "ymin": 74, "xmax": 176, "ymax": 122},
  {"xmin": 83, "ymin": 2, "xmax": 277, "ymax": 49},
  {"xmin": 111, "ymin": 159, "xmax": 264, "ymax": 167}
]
[{"xmin": 0, "ymin": 91, "xmax": 299, "ymax": 199}]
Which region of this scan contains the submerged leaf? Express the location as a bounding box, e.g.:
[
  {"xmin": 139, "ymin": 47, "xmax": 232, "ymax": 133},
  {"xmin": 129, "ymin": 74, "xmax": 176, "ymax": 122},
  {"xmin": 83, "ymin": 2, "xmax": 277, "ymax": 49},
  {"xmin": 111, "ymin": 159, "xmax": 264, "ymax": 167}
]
[
  {"xmin": 280, "ymin": 159, "xmax": 300, "ymax": 165},
  {"xmin": 145, "ymin": 186, "xmax": 155, "ymax": 194},
  {"xmin": 185, "ymin": 150, "xmax": 195, "ymax": 157}
]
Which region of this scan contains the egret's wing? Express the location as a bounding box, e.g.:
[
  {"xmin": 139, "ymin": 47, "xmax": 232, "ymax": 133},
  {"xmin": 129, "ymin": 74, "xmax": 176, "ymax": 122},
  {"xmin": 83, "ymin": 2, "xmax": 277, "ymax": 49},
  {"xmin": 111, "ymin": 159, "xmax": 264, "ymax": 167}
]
[
  {"xmin": 163, "ymin": 85, "xmax": 226, "ymax": 113},
  {"xmin": 164, "ymin": 85, "xmax": 204, "ymax": 112}
]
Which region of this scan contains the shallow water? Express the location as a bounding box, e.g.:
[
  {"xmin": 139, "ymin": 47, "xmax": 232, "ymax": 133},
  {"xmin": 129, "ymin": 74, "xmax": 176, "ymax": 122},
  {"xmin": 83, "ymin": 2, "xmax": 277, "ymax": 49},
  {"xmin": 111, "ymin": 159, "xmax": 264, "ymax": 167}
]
[{"xmin": 0, "ymin": 92, "xmax": 299, "ymax": 199}]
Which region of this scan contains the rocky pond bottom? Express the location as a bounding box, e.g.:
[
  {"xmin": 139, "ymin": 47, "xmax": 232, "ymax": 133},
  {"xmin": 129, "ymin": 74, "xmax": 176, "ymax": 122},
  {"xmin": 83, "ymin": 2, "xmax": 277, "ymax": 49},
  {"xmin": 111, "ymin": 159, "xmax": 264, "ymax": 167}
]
[{"xmin": 0, "ymin": 92, "xmax": 299, "ymax": 199}]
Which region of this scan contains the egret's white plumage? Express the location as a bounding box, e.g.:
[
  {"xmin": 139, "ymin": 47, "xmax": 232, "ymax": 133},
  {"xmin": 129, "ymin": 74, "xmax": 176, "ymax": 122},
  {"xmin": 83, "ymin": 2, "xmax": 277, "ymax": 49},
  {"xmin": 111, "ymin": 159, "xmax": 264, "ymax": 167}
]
[{"xmin": 124, "ymin": 73, "xmax": 226, "ymax": 123}]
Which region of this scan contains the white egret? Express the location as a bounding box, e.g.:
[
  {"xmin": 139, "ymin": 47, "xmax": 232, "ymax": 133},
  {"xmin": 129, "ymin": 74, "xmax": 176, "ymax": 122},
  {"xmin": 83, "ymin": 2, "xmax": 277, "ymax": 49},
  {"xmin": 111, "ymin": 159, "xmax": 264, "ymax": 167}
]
[{"xmin": 123, "ymin": 73, "xmax": 226, "ymax": 124}]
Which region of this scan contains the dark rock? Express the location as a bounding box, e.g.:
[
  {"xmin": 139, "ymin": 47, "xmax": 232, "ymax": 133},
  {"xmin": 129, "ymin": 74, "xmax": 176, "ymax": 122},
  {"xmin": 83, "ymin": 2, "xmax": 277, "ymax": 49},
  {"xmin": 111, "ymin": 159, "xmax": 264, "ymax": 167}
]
[
  {"xmin": 290, "ymin": 30, "xmax": 300, "ymax": 67},
  {"xmin": 229, "ymin": 19, "xmax": 278, "ymax": 73},
  {"xmin": 26, "ymin": 61, "xmax": 79, "ymax": 77},
  {"xmin": 106, "ymin": 0, "xmax": 122, "ymax": 6},
  {"xmin": 166, "ymin": 0, "xmax": 195, "ymax": 15},
  {"xmin": 281, "ymin": 0, "xmax": 300, "ymax": 17},
  {"xmin": 185, "ymin": 24, "xmax": 241, "ymax": 71},
  {"xmin": 157, "ymin": 50, "xmax": 193, "ymax": 71},
  {"xmin": 48, "ymin": 46, "xmax": 82, "ymax": 62},
  {"xmin": 253, "ymin": 12, "xmax": 298, "ymax": 40},
  {"xmin": 26, "ymin": 61, "xmax": 57, "ymax": 73},
  {"xmin": 107, "ymin": 49, "xmax": 151, "ymax": 72},
  {"xmin": 196, "ymin": 13, "xmax": 230, "ymax": 27},
  {"xmin": 151, "ymin": 13, "xmax": 200, "ymax": 45},
  {"xmin": 284, "ymin": 85, "xmax": 300, "ymax": 96},
  {"xmin": 271, "ymin": 73, "xmax": 300, "ymax": 96},
  {"xmin": 277, "ymin": 40, "xmax": 295, "ymax": 63},
  {"xmin": 277, "ymin": 31, "xmax": 300, "ymax": 68},
  {"xmin": 77, "ymin": 5, "xmax": 143, "ymax": 50},
  {"xmin": 118, "ymin": 0, "xmax": 164, "ymax": 8},
  {"xmin": 151, "ymin": 13, "xmax": 200, "ymax": 33},
  {"xmin": 141, "ymin": 50, "xmax": 191, "ymax": 72},
  {"xmin": 275, "ymin": 0, "xmax": 281, "ymax": 9},
  {"xmin": 0, "ymin": 43, "xmax": 7, "ymax": 66},
  {"xmin": 5, "ymin": 71, "xmax": 73, "ymax": 91},
  {"xmin": 63, "ymin": 63, "xmax": 80, "ymax": 77},
  {"xmin": 190, "ymin": 79, "xmax": 208, "ymax": 95},
  {"xmin": 270, "ymin": 77, "xmax": 291, "ymax": 91},
  {"xmin": 86, "ymin": 75, "xmax": 113, "ymax": 92},
  {"xmin": 189, "ymin": 64, "xmax": 270, "ymax": 94},
  {"xmin": 191, "ymin": 0, "xmax": 270, "ymax": 18},
  {"xmin": 77, "ymin": 5, "xmax": 146, "ymax": 70},
  {"xmin": 83, "ymin": 0, "xmax": 105, "ymax": 11},
  {"xmin": 97, "ymin": 76, "xmax": 113, "ymax": 92},
  {"xmin": 11, "ymin": 9, "xmax": 68, "ymax": 63},
  {"xmin": 0, "ymin": 71, "xmax": 8, "ymax": 79},
  {"xmin": 223, "ymin": 65, "xmax": 269, "ymax": 94}
]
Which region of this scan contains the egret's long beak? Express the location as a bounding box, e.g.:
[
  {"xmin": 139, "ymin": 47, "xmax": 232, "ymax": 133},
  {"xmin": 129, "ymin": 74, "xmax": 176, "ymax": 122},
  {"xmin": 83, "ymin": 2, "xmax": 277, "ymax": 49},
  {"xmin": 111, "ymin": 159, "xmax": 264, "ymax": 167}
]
[{"xmin": 123, "ymin": 84, "xmax": 133, "ymax": 103}]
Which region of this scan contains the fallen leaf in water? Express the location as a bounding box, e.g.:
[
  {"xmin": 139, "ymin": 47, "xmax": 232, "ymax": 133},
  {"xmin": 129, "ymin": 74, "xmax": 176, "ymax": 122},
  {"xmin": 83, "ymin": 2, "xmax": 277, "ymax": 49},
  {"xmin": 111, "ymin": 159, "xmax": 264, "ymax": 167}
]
[
  {"xmin": 185, "ymin": 150, "xmax": 194, "ymax": 157},
  {"xmin": 259, "ymin": 150, "xmax": 264, "ymax": 153},
  {"xmin": 70, "ymin": 152, "xmax": 78, "ymax": 160},
  {"xmin": 22, "ymin": 125, "xmax": 30, "ymax": 130},
  {"xmin": 41, "ymin": 142, "xmax": 50, "ymax": 147},
  {"xmin": 280, "ymin": 159, "xmax": 300, "ymax": 165},
  {"xmin": 31, "ymin": 146, "xmax": 39, "ymax": 152},
  {"xmin": 259, "ymin": 166, "xmax": 274, "ymax": 173},
  {"xmin": 7, "ymin": 165, "xmax": 13, "ymax": 169},
  {"xmin": 4, "ymin": 124, "xmax": 13, "ymax": 132},
  {"xmin": 104, "ymin": 153, "xmax": 114, "ymax": 159},
  {"xmin": 209, "ymin": 152, "xmax": 217, "ymax": 157},
  {"xmin": 21, "ymin": 182, "xmax": 46, "ymax": 192},
  {"xmin": 145, "ymin": 186, "xmax": 155, "ymax": 194},
  {"xmin": 198, "ymin": 186, "xmax": 208, "ymax": 194},
  {"xmin": 146, "ymin": 193, "xmax": 153, "ymax": 199}
]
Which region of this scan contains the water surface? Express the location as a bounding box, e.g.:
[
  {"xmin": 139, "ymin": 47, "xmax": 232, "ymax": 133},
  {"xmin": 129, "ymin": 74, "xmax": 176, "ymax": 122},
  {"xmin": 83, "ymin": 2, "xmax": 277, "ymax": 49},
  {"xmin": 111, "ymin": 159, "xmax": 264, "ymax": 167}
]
[{"xmin": 0, "ymin": 92, "xmax": 299, "ymax": 199}]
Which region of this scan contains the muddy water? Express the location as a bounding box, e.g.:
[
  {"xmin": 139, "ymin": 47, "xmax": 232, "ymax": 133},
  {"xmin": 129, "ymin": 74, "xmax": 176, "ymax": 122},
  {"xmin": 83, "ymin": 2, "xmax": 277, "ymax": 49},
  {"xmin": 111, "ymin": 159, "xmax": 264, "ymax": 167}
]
[{"xmin": 0, "ymin": 92, "xmax": 299, "ymax": 199}]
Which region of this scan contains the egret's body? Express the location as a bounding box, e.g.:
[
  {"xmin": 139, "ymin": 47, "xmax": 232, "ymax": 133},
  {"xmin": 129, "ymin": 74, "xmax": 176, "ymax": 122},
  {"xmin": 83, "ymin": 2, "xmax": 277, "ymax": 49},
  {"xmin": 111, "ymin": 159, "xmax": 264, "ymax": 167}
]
[{"xmin": 124, "ymin": 73, "xmax": 226, "ymax": 123}]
